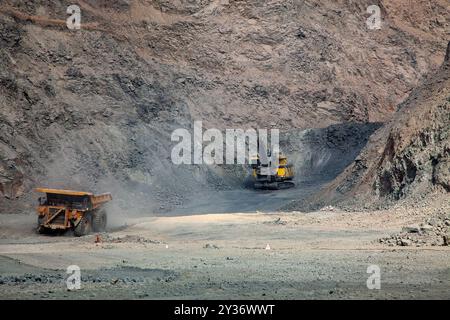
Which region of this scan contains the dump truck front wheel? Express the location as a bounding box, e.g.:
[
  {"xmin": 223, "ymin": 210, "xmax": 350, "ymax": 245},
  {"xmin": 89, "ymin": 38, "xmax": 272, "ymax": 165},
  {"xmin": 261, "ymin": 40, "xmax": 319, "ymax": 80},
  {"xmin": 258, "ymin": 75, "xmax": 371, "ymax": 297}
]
[
  {"xmin": 37, "ymin": 216, "xmax": 46, "ymax": 234},
  {"xmin": 74, "ymin": 214, "xmax": 92, "ymax": 237},
  {"xmin": 92, "ymin": 210, "xmax": 107, "ymax": 232}
]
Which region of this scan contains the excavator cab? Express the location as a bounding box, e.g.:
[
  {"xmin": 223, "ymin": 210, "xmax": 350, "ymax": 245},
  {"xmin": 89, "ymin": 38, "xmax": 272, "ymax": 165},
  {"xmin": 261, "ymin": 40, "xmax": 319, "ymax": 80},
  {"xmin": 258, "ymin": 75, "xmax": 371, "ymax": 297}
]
[{"xmin": 249, "ymin": 151, "xmax": 295, "ymax": 190}]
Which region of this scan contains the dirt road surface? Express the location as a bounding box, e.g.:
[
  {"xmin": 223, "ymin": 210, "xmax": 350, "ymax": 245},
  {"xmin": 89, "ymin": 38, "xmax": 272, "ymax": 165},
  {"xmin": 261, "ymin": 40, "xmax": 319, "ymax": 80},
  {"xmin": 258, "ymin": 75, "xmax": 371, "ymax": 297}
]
[{"xmin": 1, "ymin": 200, "xmax": 449, "ymax": 299}]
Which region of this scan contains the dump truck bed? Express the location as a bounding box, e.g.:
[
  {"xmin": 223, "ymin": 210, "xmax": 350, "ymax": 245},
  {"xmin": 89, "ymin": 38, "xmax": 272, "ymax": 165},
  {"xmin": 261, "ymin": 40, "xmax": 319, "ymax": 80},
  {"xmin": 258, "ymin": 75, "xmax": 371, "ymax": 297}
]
[
  {"xmin": 91, "ymin": 193, "xmax": 113, "ymax": 207},
  {"xmin": 35, "ymin": 188, "xmax": 93, "ymax": 196},
  {"xmin": 36, "ymin": 188, "xmax": 112, "ymax": 209}
]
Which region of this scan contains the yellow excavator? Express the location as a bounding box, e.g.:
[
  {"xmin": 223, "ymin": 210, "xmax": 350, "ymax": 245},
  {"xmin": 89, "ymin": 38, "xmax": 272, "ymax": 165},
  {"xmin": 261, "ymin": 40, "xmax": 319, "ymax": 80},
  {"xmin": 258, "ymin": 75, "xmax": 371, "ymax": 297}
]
[{"xmin": 249, "ymin": 150, "xmax": 295, "ymax": 190}]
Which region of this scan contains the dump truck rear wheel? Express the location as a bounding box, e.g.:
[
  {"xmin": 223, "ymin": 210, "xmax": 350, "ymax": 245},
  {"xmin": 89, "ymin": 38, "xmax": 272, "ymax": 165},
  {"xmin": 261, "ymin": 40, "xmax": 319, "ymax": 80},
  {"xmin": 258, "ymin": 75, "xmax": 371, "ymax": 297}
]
[
  {"xmin": 92, "ymin": 210, "xmax": 107, "ymax": 232},
  {"xmin": 74, "ymin": 214, "xmax": 92, "ymax": 237}
]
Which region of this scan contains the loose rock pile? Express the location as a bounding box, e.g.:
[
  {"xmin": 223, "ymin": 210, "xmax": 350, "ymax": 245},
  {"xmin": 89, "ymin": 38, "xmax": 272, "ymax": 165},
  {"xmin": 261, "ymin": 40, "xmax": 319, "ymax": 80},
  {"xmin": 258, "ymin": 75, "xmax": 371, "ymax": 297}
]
[
  {"xmin": 92, "ymin": 234, "xmax": 163, "ymax": 244},
  {"xmin": 380, "ymin": 212, "xmax": 450, "ymax": 247}
]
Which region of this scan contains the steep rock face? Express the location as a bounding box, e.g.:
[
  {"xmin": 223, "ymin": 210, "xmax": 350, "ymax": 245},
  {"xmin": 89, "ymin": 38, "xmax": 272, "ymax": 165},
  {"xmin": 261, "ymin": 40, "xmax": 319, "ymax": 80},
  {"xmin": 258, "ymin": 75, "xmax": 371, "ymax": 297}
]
[
  {"xmin": 0, "ymin": 1, "xmax": 449, "ymax": 210},
  {"xmin": 0, "ymin": 159, "xmax": 25, "ymax": 199},
  {"xmin": 295, "ymin": 43, "xmax": 450, "ymax": 210},
  {"xmin": 373, "ymin": 103, "xmax": 449, "ymax": 198},
  {"xmin": 363, "ymin": 43, "xmax": 449, "ymax": 200}
]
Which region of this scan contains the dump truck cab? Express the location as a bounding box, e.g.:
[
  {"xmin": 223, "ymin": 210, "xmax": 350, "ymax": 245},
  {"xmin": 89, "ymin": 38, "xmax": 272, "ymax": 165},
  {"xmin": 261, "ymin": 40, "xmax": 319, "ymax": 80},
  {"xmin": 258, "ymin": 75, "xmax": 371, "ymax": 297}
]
[{"xmin": 36, "ymin": 188, "xmax": 112, "ymax": 236}]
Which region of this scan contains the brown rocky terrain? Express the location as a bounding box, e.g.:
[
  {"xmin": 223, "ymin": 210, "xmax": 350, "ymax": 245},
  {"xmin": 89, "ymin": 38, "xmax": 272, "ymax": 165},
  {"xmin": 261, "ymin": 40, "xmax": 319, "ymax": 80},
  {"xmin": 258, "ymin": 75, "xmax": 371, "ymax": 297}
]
[
  {"xmin": 1, "ymin": 2, "xmax": 450, "ymax": 301},
  {"xmin": 0, "ymin": 0, "xmax": 449, "ymax": 214},
  {"xmin": 288, "ymin": 41, "xmax": 449, "ymax": 211}
]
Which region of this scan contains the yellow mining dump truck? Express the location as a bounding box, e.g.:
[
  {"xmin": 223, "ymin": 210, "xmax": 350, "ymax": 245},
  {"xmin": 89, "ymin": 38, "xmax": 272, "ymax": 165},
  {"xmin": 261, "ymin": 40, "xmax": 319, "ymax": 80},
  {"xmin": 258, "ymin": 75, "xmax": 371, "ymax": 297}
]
[
  {"xmin": 250, "ymin": 152, "xmax": 295, "ymax": 190},
  {"xmin": 36, "ymin": 188, "xmax": 112, "ymax": 236}
]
